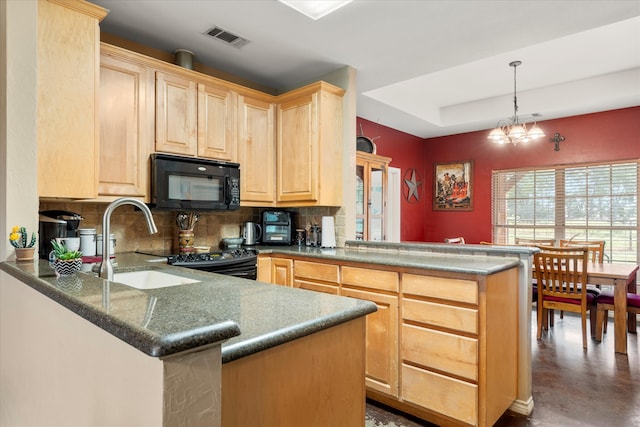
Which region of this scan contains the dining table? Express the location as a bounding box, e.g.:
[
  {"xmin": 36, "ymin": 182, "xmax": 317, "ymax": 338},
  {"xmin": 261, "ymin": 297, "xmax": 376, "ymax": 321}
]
[{"xmin": 586, "ymin": 262, "xmax": 638, "ymax": 354}]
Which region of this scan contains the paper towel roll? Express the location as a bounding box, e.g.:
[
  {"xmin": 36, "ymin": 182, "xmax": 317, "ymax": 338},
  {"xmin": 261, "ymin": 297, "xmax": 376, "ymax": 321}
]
[{"xmin": 321, "ymin": 216, "xmax": 336, "ymax": 248}]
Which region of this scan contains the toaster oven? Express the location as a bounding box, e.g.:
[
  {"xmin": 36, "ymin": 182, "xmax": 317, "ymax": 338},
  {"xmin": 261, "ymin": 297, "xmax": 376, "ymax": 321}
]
[{"xmin": 261, "ymin": 210, "xmax": 295, "ymax": 245}]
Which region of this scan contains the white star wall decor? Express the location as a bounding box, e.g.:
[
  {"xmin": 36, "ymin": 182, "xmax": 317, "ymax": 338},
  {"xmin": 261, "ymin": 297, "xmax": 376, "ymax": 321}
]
[{"xmin": 403, "ymin": 168, "xmax": 423, "ymax": 202}]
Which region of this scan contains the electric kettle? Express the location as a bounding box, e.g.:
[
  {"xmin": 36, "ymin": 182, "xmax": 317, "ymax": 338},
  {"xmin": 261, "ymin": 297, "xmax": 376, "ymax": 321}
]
[{"xmin": 242, "ymin": 221, "xmax": 262, "ymax": 246}]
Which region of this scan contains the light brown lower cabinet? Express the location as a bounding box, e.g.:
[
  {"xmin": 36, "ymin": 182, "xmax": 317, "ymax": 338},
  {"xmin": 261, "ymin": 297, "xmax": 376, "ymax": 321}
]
[
  {"xmin": 256, "ymin": 255, "xmax": 519, "ymax": 427},
  {"xmin": 293, "ymin": 260, "xmax": 339, "ymax": 294},
  {"xmin": 257, "ymin": 256, "xmax": 293, "ymax": 286},
  {"xmin": 340, "ymin": 287, "xmax": 398, "ymax": 397},
  {"xmin": 221, "ymin": 316, "xmax": 366, "ymax": 427},
  {"xmin": 396, "ymin": 269, "xmax": 518, "ymax": 427},
  {"xmin": 341, "ymin": 265, "xmax": 400, "ymax": 398}
]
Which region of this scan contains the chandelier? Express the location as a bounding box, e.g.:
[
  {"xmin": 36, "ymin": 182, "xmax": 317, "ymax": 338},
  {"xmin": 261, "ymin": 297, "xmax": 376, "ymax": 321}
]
[{"xmin": 488, "ymin": 60, "xmax": 545, "ymax": 145}]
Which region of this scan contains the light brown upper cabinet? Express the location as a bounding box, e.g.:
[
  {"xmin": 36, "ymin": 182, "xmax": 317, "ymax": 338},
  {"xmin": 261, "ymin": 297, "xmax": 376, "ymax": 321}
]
[
  {"xmin": 155, "ymin": 71, "xmax": 198, "ymax": 156},
  {"xmin": 237, "ymin": 92, "xmax": 277, "ymax": 206},
  {"xmin": 356, "ymin": 152, "xmax": 392, "ymax": 241},
  {"xmin": 37, "ymin": 0, "xmax": 108, "ymax": 199},
  {"xmin": 98, "ymin": 44, "xmax": 154, "ymax": 200},
  {"xmin": 155, "ymin": 71, "xmax": 237, "ymax": 162},
  {"xmin": 197, "ymin": 83, "xmax": 237, "ymax": 161},
  {"xmin": 276, "ymin": 82, "xmax": 345, "ymax": 207}
]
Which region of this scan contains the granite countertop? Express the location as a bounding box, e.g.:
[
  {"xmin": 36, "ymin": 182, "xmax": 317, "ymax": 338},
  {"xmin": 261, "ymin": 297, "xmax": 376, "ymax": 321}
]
[
  {"xmin": 256, "ymin": 241, "xmax": 527, "ymax": 275},
  {"xmin": 0, "ymin": 254, "xmax": 376, "ymax": 362}
]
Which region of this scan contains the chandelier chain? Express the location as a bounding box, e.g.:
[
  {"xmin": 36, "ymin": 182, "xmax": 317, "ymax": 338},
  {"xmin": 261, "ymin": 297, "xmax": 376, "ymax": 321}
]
[{"xmin": 512, "ymin": 62, "xmax": 519, "ymax": 123}]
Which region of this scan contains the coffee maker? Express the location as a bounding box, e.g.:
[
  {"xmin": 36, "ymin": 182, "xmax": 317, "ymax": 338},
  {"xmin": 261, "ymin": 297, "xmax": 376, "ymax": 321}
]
[{"xmin": 38, "ymin": 210, "xmax": 83, "ymax": 259}]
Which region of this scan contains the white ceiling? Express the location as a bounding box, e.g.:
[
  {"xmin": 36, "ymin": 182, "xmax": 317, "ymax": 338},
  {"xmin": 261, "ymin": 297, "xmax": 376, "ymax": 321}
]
[{"xmin": 93, "ymin": 0, "xmax": 640, "ymax": 138}]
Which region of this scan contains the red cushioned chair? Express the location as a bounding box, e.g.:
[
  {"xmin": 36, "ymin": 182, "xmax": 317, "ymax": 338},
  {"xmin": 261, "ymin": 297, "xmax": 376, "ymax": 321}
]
[
  {"xmin": 557, "ymin": 240, "xmax": 605, "ymax": 320},
  {"xmin": 534, "ymin": 245, "xmax": 597, "ymax": 349},
  {"xmin": 595, "ymin": 291, "xmax": 640, "ymax": 341}
]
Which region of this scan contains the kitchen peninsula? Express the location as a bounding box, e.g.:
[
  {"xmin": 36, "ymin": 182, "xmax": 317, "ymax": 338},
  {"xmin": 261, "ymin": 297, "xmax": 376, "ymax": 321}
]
[
  {"xmin": 0, "ymin": 255, "xmax": 376, "ymax": 427},
  {"xmin": 258, "ymin": 241, "xmax": 537, "ymax": 427}
]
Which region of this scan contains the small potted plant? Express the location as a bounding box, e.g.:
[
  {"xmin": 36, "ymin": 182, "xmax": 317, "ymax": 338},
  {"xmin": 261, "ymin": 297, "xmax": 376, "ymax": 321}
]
[
  {"xmin": 9, "ymin": 226, "xmax": 37, "ymax": 261},
  {"xmin": 50, "ymin": 239, "xmax": 83, "ymax": 276}
]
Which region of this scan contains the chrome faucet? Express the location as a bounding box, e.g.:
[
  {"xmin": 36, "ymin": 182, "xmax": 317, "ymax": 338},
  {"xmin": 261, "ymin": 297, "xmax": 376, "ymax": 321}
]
[{"xmin": 99, "ymin": 198, "xmax": 158, "ymax": 281}]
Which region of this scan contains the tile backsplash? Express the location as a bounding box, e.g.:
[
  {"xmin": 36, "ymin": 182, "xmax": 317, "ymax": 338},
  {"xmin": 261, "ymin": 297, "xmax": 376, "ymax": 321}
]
[
  {"xmin": 39, "ymin": 202, "xmax": 343, "ymax": 253},
  {"xmin": 40, "ymin": 202, "xmax": 260, "ymax": 254}
]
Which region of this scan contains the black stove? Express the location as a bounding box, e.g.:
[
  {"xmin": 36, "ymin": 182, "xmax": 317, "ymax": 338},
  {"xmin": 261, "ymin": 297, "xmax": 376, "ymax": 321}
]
[{"xmin": 141, "ymin": 248, "xmax": 258, "ymax": 280}]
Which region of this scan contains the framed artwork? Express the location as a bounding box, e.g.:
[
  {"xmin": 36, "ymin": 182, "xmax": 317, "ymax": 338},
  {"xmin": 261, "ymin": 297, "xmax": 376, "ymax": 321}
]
[{"xmin": 433, "ymin": 160, "xmax": 473, "ymax": 211}]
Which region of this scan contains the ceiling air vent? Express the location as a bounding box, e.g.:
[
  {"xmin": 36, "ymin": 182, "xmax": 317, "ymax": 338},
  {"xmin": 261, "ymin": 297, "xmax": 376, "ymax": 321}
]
[{"xmin": 204, "ymin": 26, "xmax": 250, "ymax": 49}]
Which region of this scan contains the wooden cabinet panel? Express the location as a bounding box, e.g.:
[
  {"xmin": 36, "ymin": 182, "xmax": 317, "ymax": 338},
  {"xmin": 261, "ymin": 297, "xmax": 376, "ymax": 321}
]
[
  {"xmin": 222, "ymin": 318, "xmax": 366, "ymax": 427},
  {"xmin": 155, "ymin": 71, "xmax": 197, "ymax": 156},
  {"xmin": 402, "ymin": 324, "xmax": 478, "ymax": 381},
  {"xmin": 37, "ymin": 0, "xmax": 107, "ymax": 199},
  {"xmin": 294, "ymin": 260, "xmax": 339, "ymax": 294},
  {"xmin": 403, "ymin": 273, "xmax": 478, "ymax": 305},
  {"xmin": 237, "ymin": 94, "xmax": 276, "ymax": 205},
  {"xmin": 277, "ymin": 93, "xmax": 316, "ymax": 202},
  {"xmin": 403, "ymin": 298, "xmax": 478, "ymax": 334},
  {"xmin": 257, "ymin": 256, "xmax": 292, "ymax": 286},
  {"xmin": 295, "ymin": 280, "xmax": 339, "ymax": 295},
  {"xmin": 99, "ymin": 47, "xmax": 153, "ymax": 199},
  {"xmin": 271, "ymin": 258, "xmax": 293, "ymax": 286},
  {"xmin": 342, "ymin": 266, "xmax": 399, "ymax": 292},
  {"xmin": 341, "ymin": 287, "xmax": 398, "ymax": 397},
  {"xmin": 197, "ymin": 84, "xmax": 237, "ymax": 161},
  {"xmin": 276, "ymin": 82, "xmax": 344, "ymax": 206},
  {"xmin": 294, "ymin": 260, "xmax": 339, "ymax": 283},
  {"xmin": 257, "ymin": 256, "xmax": 272, "ymax": 283},
  {"xmin": 401, "ymin": 364, "xmax": 478, "ymax": 426}
]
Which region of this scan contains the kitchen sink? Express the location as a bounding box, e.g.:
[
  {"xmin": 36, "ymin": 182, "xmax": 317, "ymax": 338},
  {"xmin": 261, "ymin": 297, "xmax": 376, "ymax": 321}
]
[{"xmin": 113, "ymin": 270, "xmax": 200, "ymax": 290}]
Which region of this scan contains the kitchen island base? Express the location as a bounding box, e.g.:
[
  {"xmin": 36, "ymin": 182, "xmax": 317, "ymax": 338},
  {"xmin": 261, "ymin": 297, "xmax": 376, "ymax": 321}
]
[
  {"xmin": 258, "ymin": 244, "xmax": 527, "ymax": 426},
  {"xmin": 221, "ymin": 317, "xmax": 366, "ymax": 426},
  {"xmin": 0, "ymin": 271, "xmax": 224, "ymax": 427}
]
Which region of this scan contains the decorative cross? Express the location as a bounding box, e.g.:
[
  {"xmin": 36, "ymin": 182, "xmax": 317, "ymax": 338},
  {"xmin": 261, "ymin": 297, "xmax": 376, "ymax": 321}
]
[{"xmin": 549, "ymin": 132, "xmax": 565, "ymax": 151}]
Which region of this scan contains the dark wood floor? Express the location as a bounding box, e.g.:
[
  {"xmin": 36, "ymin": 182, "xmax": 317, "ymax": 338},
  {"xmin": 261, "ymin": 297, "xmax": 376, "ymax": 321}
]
[{"xmin": 366, "ymin": 310, "xmax": 639, "ymax": 426}]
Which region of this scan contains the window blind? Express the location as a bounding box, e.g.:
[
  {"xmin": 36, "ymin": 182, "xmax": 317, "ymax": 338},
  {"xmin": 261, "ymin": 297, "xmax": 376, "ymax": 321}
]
[{"xmin": 492, "ymin": 160, "xmax": 639, "ymax": 264}]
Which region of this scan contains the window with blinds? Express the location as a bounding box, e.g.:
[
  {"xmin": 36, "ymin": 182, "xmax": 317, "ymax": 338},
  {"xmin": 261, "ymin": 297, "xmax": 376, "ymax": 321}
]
[{"xmin": 492, "ymin": 160, "xmax": 639, "ymax": 264}]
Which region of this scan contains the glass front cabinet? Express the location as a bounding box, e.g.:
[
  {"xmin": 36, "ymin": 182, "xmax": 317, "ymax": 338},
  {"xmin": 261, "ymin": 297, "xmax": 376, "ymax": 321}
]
[{"xmin": 356, "ymin": 151, "xmax": 392, "ymax": 241}]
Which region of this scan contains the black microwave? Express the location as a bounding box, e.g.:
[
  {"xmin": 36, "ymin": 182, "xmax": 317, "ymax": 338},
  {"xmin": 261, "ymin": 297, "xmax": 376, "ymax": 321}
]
[{"xmin": 150, "ymin": 153, "xmax": 240, "ymax": 211}]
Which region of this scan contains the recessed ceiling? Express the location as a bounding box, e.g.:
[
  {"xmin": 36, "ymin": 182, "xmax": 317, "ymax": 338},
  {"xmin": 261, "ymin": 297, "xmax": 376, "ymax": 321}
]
[{"xmin": 93, "ymin": 0, "xmax": 640, "ymax": 138}]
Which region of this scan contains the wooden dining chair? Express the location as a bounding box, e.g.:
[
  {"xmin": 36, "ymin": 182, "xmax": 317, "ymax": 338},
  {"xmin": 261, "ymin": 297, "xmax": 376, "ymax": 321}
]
[
  {"xmin": 515, "ymin": 238, "xmax": 555, "ymax": 247},
  {"xmin": 557, "ymin": 240, "xmax": 606, "ymax": 319},
  {"xmin": 515, "ymin": 238, "xmax": 556, "ymax": 307},
  {"xmin": 444, "ymin": 237, "xmax": 465, "ymax": 244},
  {"xmin": 595, "ymin": 292, "xmax": 640, "ymax": 341},
  {"xmin": 559, "ymin": 240, "xmax": 605, "ymax": 263},
  {"xmin": 534, "ymin": 245, "xmax": 597, "ymax": 349}
]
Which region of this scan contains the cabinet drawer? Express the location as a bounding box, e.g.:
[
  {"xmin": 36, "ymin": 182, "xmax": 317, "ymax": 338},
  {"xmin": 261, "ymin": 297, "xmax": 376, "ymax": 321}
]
[
  {"xmin": 402, "ymin": 324, "xmax": 478, "ymax": 381},
  {"xmin": 402, "ymin": 273, "xmax": 477, "ymax": 305},
  {"xmin": 295, "ymin": 279, "xmax": 339, "ymax": 295},
  {"xmin": 401, "ymin": 364, "xmax": 477, "ymax": 426},
  {"xmin": 342, "ymin": 266, "xmax": 399, "ymax": 292},
  {"xmin": 294, "ymin": 260, "xmax": 339, "ymax": 283},
  {"xmin": 403, "ymin": 298, "xmax": 478, "ymax": 334}
]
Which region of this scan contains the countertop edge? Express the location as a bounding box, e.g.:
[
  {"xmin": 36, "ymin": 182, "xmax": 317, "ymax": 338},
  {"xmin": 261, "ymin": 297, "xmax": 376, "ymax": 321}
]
[
  {"xmin": 0, "ymin": 262, "xmax": 241, "ymax": 358},
  {"xmin": 256, "ymin": 243, "xmax": 526, "ymax": 275},
  {"xmin": 221, "ymin": 301, "xmax": 376, "ymax": 363}
]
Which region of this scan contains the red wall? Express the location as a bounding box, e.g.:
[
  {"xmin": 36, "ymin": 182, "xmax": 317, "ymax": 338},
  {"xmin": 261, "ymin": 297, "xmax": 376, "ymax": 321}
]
[
  {"xmin": 357, "ymin": 118, "xmax": 426, "ymax": 242},
  {"xmin": 359, "ymin": 107, "xmax": 640, "ymax": 244}
]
